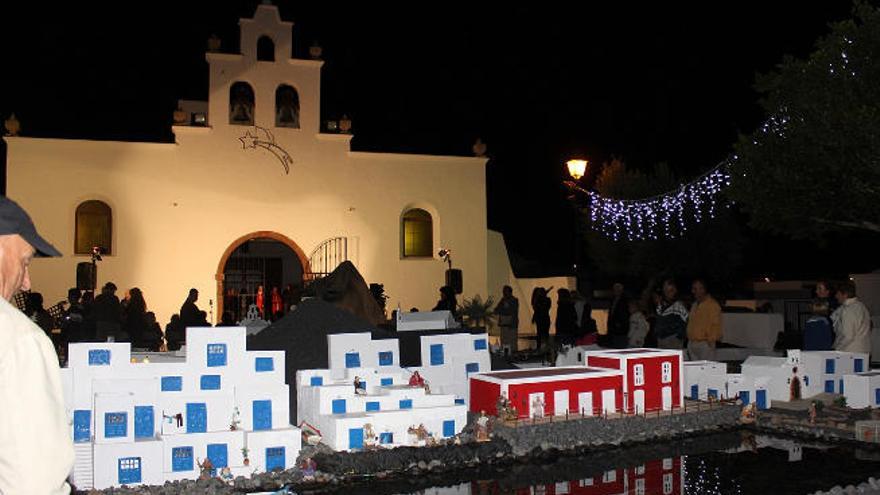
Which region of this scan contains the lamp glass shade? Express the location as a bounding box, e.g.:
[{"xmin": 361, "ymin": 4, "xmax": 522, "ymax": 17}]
[{"xmin": 566, "ymin": 159, "xmax": 588, "ymax": 180}]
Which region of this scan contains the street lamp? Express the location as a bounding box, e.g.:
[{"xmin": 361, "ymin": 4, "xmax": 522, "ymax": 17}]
[{"xmin": 566, "ymin": 159, "xmax": 588, "ymax": 181}]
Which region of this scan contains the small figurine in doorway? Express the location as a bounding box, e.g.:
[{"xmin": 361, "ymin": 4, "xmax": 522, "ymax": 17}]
[
  {"xmin": 271, "ymin": 287, "xmax": 282, "ymax": 319},
  {"xmin": 789, "ymin": 366, "xmax": 802, "ymax": 401},
  {"xmin": 363, "ymin": 423, "xmax": 378, "ymax": 449},
  {"xmin": 408, "ymin": 423, "xmax": 431, "ymax": 445},
  {"xmin": 496, "ymin": 392, "xmax": 515, "ymax": 420},
  {"xmin": 256, "ymin": 286, "xmax": 265, "ymax": 318},
  {"xmin": 219, "ymin": 466, "xmax": 233, "ymax": 483},
  {"xmin": 532, "ymin": 395, "xmax": 545, "ymax": 419},
  {"xmin": 740, "ymin": 403, "xmax": 756, "ymax": 424},
  {"xmin": 809, "ymin": 401, "xmax": 818, "ymax": 425}
]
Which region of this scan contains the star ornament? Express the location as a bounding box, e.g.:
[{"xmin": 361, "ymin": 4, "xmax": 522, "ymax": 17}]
[{"xmin": 239, "ymin": 130, "xmax": 258, "ymax": 149}]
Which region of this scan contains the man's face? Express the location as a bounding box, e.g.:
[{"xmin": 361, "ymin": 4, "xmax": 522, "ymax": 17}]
[
  {"xmin": 692, "ymin": 281, "xmax": 707, "ymax": 301},
  {"xmin": 663, "ymin": 282, "xmax": 677, "ymax": 301},
  {"xmin": 0, "ymin": 234, "xmax": 36, "ymax": 302},
  {"xmin": 613, "ymin": 283, "xmax": 624, "ymax": 297},
  {"xmin": 836, "ymin": 290, "xmax": 848, "ymax": 305}
]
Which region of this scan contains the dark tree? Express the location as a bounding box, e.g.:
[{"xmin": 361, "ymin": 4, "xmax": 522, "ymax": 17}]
[{"xmin": 730, "ymin": 2, "xmax": 880, "ymax": 238}]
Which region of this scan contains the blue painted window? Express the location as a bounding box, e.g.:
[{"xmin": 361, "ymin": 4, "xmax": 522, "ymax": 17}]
[
  {"xmin": 756, "ymin": 390, "xmax": 767, "ymax": 409},
  {"xmin": 443, "ymin": 420, "xmax": 455, "ymax": 437},
  {"xmin": 104, "ymin": 412, "xmax": 127, "ymax": 438},
  {"xmin": 856, "ymin": 359, "xmax": 865, "ymax": 373},
  {"xmin": 161, "ymin": 376, "xmax": 183, "ymax": 392},
  {"xmin": 825, "ymin": 380, "xmax": 835, "ymax": 393},
  {"xmin": 172, "ymin": 446, "xmax": 194, "ymax": 472},
  {"xmin": 474, "ymin": 338, "xmax": 487, "ymax": 350},
  {"xmin": 400, "ymin": 399, "xmax": 413, "ymax": 409},
  {"xmin": 381, "ymin": 377, "xmax": 393, "ymax": 386},
  {"xmin": 255, "ymin": 357, "xmax": 274, "ymax": 372},
  {"xmin": 186, "ymin": 403, "xmax": 207, "ymax": 433},
  {"xmin": 690, "ymin": 384, "xmax": 699, "ymax": 400},
  {"xmin": 266, "ymin": 447, "xmax": 285, "ymax": 471},
  {"xmin": 465, "ymin": 362, "xmax": 480, "ymax": 376},
  {"xmin": 378, "ymin": 351, "xmax": 393, "ymax": 366},
  {"xmin": 455, "ymin": 398, "xmax": 465, "ymax": 405},
  {"xmin": 118, "ymin": 457, "xmax": 141, "ymax": 485},
  {"xmin": 825, "ymin": 358, "xmax": 835, "ymax": 374},
  {"xmin": 310, "ymin": 376, "xmax": 323, "ymax": 386},
  {"xmin": 253, "ymin": 400, "xmax": 272, "ymax": 431},
  {"xmin": 430, "ymin": 344, "xmax": 444, "ymax": 365},
  {"xmin": 89, "ymin": 349, "xmax": 111, "ymax": 366},
  {"xmin": 804, "ymin": 376, "xmax": 810, "ymax": 387},
  {"xmin": 207, "ymin": 443, "xmax": 228, "ymax": 468},
  {"xmin": 134, "ymin": 406, "xmax": 154, "ymax": 439},
  {"xmin": 207, "ymin": 343, "xmax": 227, "ymax": 367},
  {"xmin": 358, "ymin": 380, "xmax": 366, "ymax": 390},
  {"xmin": 200, "ymin": 374, "xmax": 221, "ymax": 390},
  {"xmin": 74, "ymin": 410, "xmax": 91, "ymax": 443},
  {"xmin": 380, "ymin": 432, "xmax": 393, "ymax": 444},
  {"xmin": 345, "ymin": 352, "xmax": 361, "ymax": 368},
  {"xmin": 348, "ymin": 428, "xmax": 364, "ymax": 450},
  {"xmin": 366, "ymin": 401, "xmax": 380, "ymax": 412},
  {"xmin": 332, "ymin": 399, "xmax": 346, "ymax": 414},
  {"xmin": 875, "ymin": 388, "xmax": 880, "ymax": 405}
]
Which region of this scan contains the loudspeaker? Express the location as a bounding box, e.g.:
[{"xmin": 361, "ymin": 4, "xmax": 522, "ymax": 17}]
[
  {"xmin": 445, "ymin": 269, "xmax": 463, "ymax": 294},
  {"xmin": 76, "ymin": 262, "xmax": 97, "ymax": 291}
]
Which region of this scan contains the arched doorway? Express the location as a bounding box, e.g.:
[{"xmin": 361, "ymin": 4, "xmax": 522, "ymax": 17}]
[{"xmin": 216, "ymin": 232, "xmax": 310, "ymax": 322}]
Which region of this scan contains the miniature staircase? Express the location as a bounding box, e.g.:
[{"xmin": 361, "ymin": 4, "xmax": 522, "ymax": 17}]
[{"xmin": 72, "ymin": 443, "xmax": 94, "ymax": 490}]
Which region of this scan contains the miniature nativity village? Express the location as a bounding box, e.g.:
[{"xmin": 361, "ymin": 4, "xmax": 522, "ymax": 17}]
[{"xmin": 5, "ymin": 2, "xmax": 880, "ymax": 495}]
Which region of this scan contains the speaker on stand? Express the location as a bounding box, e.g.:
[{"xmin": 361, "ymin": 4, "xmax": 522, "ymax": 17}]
[{"xmin": 76, "ymin": 262, "xmax": 97, "ymax": 291}]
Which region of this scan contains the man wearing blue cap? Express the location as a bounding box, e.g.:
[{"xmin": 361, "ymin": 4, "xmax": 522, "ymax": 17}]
[{"xmin": 0, "ymin": 196, "xmax": 74, "ymax": 494}]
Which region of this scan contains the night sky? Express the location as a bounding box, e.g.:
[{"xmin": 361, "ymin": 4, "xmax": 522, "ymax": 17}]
[{"xmin": 0, "ymin": 2, "xmax": 866, "ymax": 284}]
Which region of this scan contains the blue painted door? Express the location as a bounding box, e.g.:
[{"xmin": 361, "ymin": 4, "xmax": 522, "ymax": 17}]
[
  {"xmin": 349, "ymin": 428, "xmax": 364, "ymax": 449},
  {"xmin": 430, "ymin": 344, "xmax": 444, "ymax": 365},
  {"xmin": 875, "ymin": 388, "xmax": 880, "ymax": 405},
  {"xmin": 186, "ymin": 403, "xmax": 207, "ymax": 433},
  {"xmin": 825, "ymin": 380, "xmax": 835, "ymax": 393},
  {"xmin": 266, "ymin": 447, "xmax": 285, "ymax": 471},
  {"xmin": 756, "ymin": 390, "xmax": 767, "ymax": 410},
  {"xmin": 253, "ymin": 400, "xmax": 272, "ymax": 431},
  {"xmin": 345, "ymin": 352, "xmax": 361, "ymax": 368},
  {"xmin": 207, "ymin": 443, "xmax": 228, "ymax": 472},
  {"xmin": 739, "ymin": 391, "xmax": 750, "ymax": 405},
  {"xmin": 118, "ymin": 457, "xmax": 141, "ymax": 485},
  {"xmin": 443, "ymin": 420, "xmax": 455, "ymax": 437},
  {"xmin": 839, "ymin": 379, "xmax": 845, "ymax": 394},
  {"xmin": 73, "ymin": 410, "xmax": 91, "ymax": 443},
  {"xmin": 134, "ymin": 406, "xmax": 154, "ymax": 439},
  {"xmin": 690, "ymin": 385, "xmax": 699, "ymax": 400}
]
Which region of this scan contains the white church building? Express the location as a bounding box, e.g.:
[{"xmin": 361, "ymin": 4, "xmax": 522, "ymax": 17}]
[
  {"xmin": 1, "ymin": 3, "xmax": 528, "ymax": 325},
  {"xmin": 60, "ymin": 326, "xmax": 301, "ymax": 490}
]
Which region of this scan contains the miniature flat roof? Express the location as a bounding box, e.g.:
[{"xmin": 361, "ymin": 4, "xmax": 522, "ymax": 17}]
[
  {"xmin": 480, "ymin": 367, "xmax": 606, "ymax": 380},
  {"xmin": 858, "ymin": 371, "xmax": 880, "ymax": 377},
  {"xmin": 602, "ymin": 349, "xmax": 664, "ymax": 355}
]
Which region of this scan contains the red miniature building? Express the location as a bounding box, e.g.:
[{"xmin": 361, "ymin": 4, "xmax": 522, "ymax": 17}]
[
  {"xmin": 502, "ymin": 456, "xmax": 682, "ymax": 495},
  {"xmin": 584, "ymin": 349, "xmax": 684, "ymax": 414},
  {"xmin": 469, "ymin": 367, "xmax": 624, "ymax": 418}
]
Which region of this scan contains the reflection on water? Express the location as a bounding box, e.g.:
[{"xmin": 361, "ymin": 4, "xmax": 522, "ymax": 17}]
[{"xmin": 392, "ymin": 433, "xmax": 880, "ymax": 495}]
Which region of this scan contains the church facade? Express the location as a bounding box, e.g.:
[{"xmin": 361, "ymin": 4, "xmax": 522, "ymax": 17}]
[{"xmin": 5, "ymin": 4, "xmax": 491, "ymax": 324}]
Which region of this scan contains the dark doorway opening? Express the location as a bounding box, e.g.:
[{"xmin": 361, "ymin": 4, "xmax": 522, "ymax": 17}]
[{"xmin": 222, "ymin": 238, "xmax": 303, "ymax": 322}]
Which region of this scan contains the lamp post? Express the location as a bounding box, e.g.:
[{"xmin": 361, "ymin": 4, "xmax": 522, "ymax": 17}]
[{"xmin": 565, "ymin": 159, "xmax": 589, "ymax": 291}]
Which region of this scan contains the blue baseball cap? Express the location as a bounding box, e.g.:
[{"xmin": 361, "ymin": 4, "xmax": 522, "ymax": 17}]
[{"xmin": 0, "ymin": 196, "xmax": 62, "ymax": 257}]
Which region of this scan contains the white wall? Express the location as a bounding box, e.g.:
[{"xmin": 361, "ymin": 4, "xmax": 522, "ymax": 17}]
[
  {"xmin": 93, "ymin": 440, "xmax": 163, "ymax": 490},
  {"xmin": 245, "ymin": 428, "xmax": 302, "ymax": 472},
  {"xmin": 844, "ymin": 372, "xmax": 880, "ymax": 409},
  {"xmin": 161, "ymin": 430, "xmax": 245, "ymax": 481}
]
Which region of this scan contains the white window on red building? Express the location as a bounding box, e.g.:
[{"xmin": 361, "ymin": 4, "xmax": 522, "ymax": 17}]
[
  {"xmin": 663, "ymin": 457, "xmax": 673, "ymax": 470},
  {"xmin": 663, "ymin": 473, "xmax": 674, "ymax": 494},
  {"xmin": 634, "ymin": 364, "xmax": 645, "ymax": 386},
  {"xmin": 635, "ymin": 478, "xmax": 646, "ymax": 495},
  {"xmin": 603, "ymin": 470, "xmax": 617, "ymax": 483},
  {"xmin": 635, "ymin": 464, "xmax": 646, "ymax": 475},
  {"xmin": 662, "ymin": 362, "xmax": 673, "ymax": 383}
]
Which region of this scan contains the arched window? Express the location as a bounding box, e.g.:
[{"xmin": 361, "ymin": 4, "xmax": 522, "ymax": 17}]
[
  {"xmin": 401, "ymin": 209, "xmax": 433, "ymax": 258},
  {"xmin": 275, "ymin": 85, "xmax": 300, "ymax": 128},
  {"xmin": 257, "ymin": 36, "xmax": 275, "ymax": 61},
  {"xmin": 229, "ymin": 82, "xmax": 255, "ymax": 125},
  {"xmin": 75, "ymin": 200, "xmax": 112, "ymax": 255}
]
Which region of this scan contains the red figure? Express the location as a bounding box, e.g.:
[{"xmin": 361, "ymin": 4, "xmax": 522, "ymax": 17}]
[
  {"xmin": 256, "ymin": 286, "xmax": 265, "ymax": 318},
  {"xmin": 271, "ymin": 287, "xmax": 282, "ymax": 317},
  {"xmin": 409, "ymin": 371, "xmax": 425, "ymax": 387}
]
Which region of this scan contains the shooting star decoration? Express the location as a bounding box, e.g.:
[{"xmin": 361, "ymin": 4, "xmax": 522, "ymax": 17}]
[{"xmin": 238, "ymin": 126, "xmax": 293, "ymax": 174}]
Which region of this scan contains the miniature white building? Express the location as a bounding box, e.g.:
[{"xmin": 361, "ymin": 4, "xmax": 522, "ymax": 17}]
[
  {"xmin": 683, "ymin": 360, "xmax": 771, "ymax": 409},
  {"xmin": 296, "ymin": 332, "xmax": 471, "ymax": 451},
  {"xmin": 61, "ymin": 327, "xmax": 301, "ymax": 490},
  {"xmin": 844, "ymin": 371, "xmax": 880, "ymax": 409},
  {"xmin": 741, "ymin": 350, "xmax": 869, "ymax": 402},
  {"xmin": 411, "ymin": 331, "xmax": 491, "ymax": 402}
]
